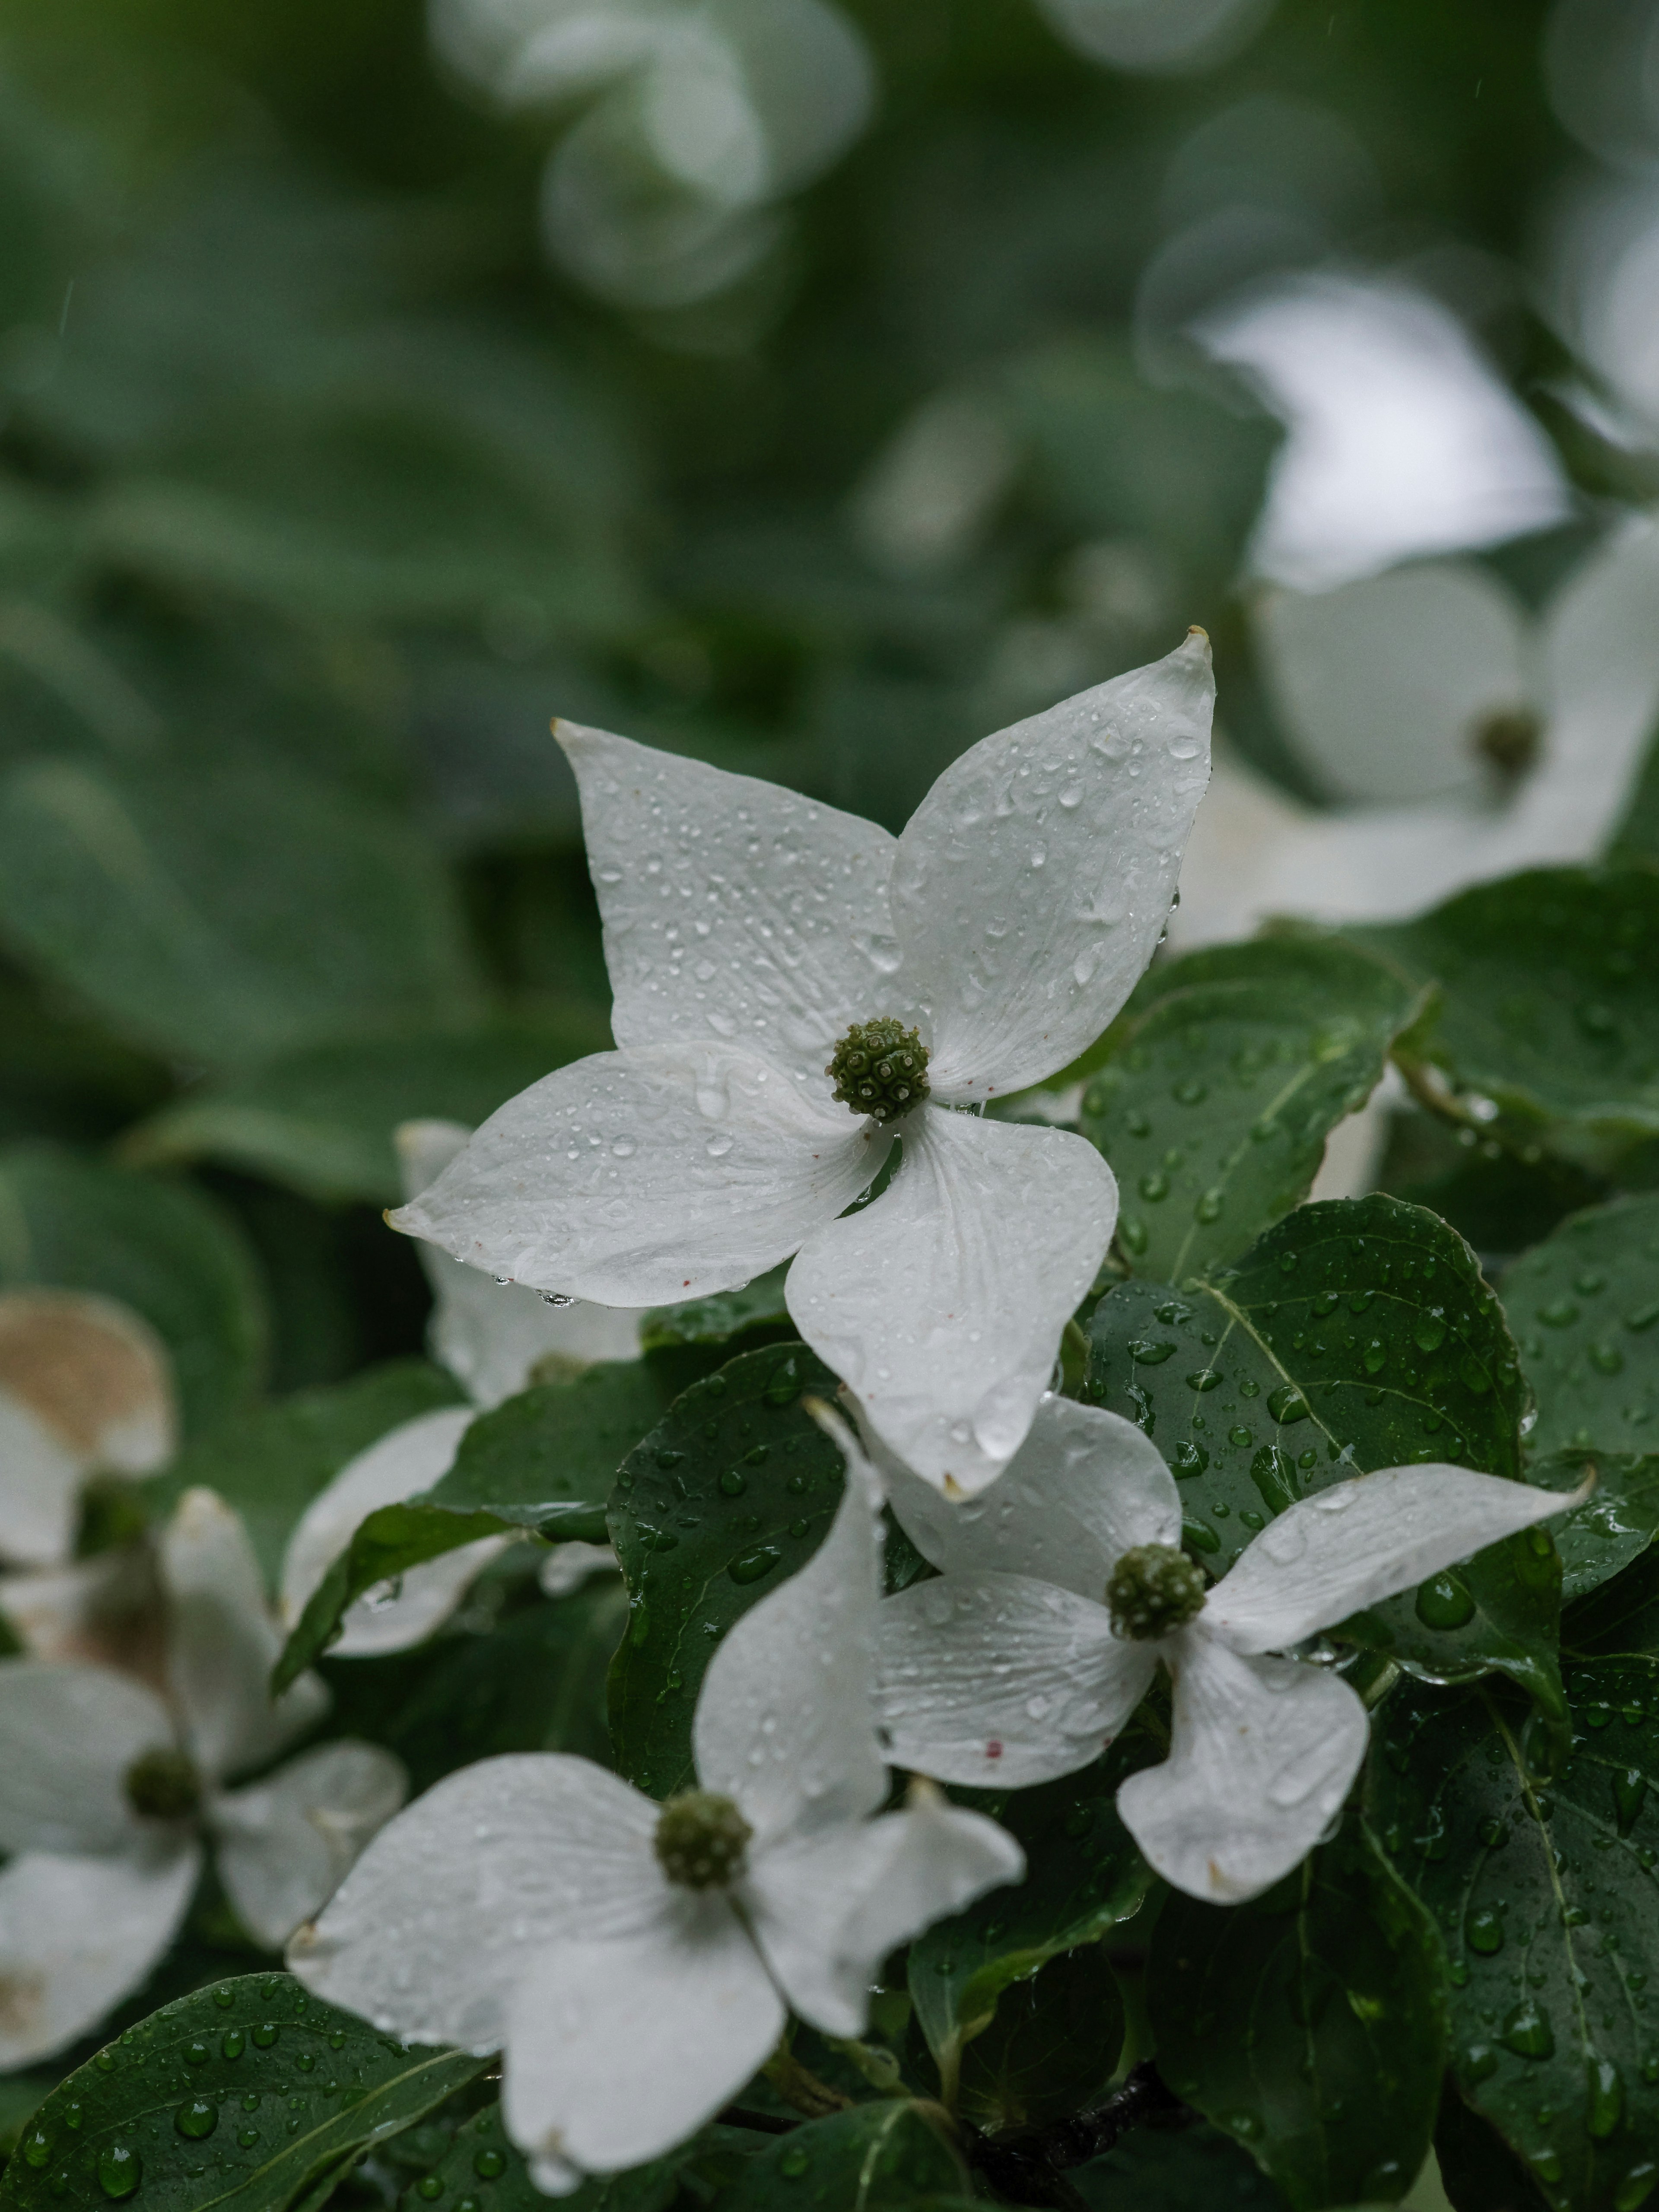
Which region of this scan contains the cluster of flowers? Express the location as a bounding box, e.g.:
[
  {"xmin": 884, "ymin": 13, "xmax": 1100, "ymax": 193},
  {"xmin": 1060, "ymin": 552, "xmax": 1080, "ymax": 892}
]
[{"xmin": 288, "ymin": 633, "xmax": 1577, "ymax": 2191}]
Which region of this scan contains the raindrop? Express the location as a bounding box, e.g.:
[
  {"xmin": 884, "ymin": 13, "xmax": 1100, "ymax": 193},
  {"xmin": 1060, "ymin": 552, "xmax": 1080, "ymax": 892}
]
[
  {"xmin": 474, "ymin": 2148, "xmax": 508, "ymax": 2180},
  {"xmin": 97, "ymin": 2146, "xmax": 142, "ymax": 2200},
  {"xmin": 779, "ymin": 2145, "xmax": 810, "ymax": 2177},
  {"xmin": 705, "ymin": 1134, "xmax": 734, "ymax": 1159},
  {"xmin": 221, "ymin": 2029, "xmax": 245, "ymax": 2060},
  {"xmin": 1614, "ymin": 1768, "xmax": 1648, "ymax": 1835},
  {"xmin": 541, "ymin": 1293, "xmax": 576, "ymax": 1309},
  {"xmin": 1616, "ymin": 2165, "xmax": 1659, "ymax": 2210},
  {"xmin": 729, "ymin": 1547, "xmax": 781, "ymax": 1585},
  {"xmin": 175, "ymin": 2098, "xmax": 218, "ymax": 2140},
  {"xmin": 1465, "ymin": 1908, "xmax": 1504, "ymax": 1955},
  {"xmin": 718, "ymin": 1470, "xmax": 747, "ymax": 1497},
  {"xmin": 253, "ymin": 2024, "xmax": 279, "ymax": 2049},
  {"xmin": 1414, "ymin": 1314, "xmax": 1447, "ymax": 1354},
  {"xmin": 1589, "ymin": 2053, "xmax": 1625, "ymax": 2139},
  {"xmin": 1185, "ymin": 1368, "xmax": 1223, "ymax": 1393},
  {"xmin": 20, "ymin": 2129, "xmax": 50, "ymax": 2169},
  {"xmin": 1268, "ymin": 1386, "xmax": 1311, "ymax": 1425},
  {"xmin": 1128, "ymin": 1340, "xmax": 1175, "ymax": 1366},
  {"xmin": 1415, "ymin": 1573, "xmax": 1476, "ymax": 1631},
  {"xmin": 1500, "ymin": 2001, "xmax": 1554, "ymax": 2059}
]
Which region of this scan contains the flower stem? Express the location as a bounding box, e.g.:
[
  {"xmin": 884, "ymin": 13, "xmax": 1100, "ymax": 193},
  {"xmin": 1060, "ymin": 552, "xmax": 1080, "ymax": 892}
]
[{"xmin": 762, "ymin": 2044, "xmax": 853, "ymax": 2119}]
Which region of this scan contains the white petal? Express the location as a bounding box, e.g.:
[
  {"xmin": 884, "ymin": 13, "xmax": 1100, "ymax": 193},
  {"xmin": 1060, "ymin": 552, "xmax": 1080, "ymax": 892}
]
[
  {"xmin": 1116, "ymin": 1631, "xmax": 1367, "ymax": 1904},
  {"xmin": 876, "ymin": 1570, "xmax": 1153, "ymax": 1788},
  {"xmin": 788, "ymin": 1108, "xmax": 1117, "ymax": 1496},
  {"xmin": 391, "ymin": 1045, "xmax": 888, "ymax": 1306},
  {"xmin": 1204, "ymin": 1464, "xmax": 1587, "ymax": 1657},
  {"xmin": 287, "ymin": 1753, "xmax": 665, "ymax": 2051},
  {"xmin": 399, "ymin": 1120, "xmax": 644, "ymax": 1403},
  {"xmin": 557, "ymin": 718, "xmax": 901, "ymax": 1075},
  {"xmin": 0, "ymin": 1552, "xmax": 158, "ymax": 1666},
  {"xmin": 502, "ymin": 1905, "xmax": 782, "ymax": 2185},
  {"xmin": 0, "ymin": 1840, "xmax": 201, "ymax": 2066},
  {"xmin": 879, "ymin": 1395, "xmax": 1179, "ymax": 1599},
  {"xmin": 744, "ymin": 1788, "xmax": 1023, "ymax": 2036},
  {"xmin": 0, "ymin": 1392, "xmax": 86, "ymax": 1569},
  {"xmin": 0, "ymin": 1288, "xmax": 175, "ymax": 1483},
  {"xmin": 210, "ymin": 1740, "xmax": 408, "ymax": 1948},
  {"xmin": 693, "ymin": 1436, "xmax": 886, "ymax": 1843},
  {"xmin": 890, "ymin": 634, "xmax": 1213, "ymax": 1099},
  {"xmin": 538, "ymin": 1541, "xmax": 620, "ymax": 1599},
  {"xmin": 279, "ymin": 1407, "xmax": 510, "ymax": 1658},
  {"xmin": 0, "ymin": 1661, "xmax": 171, "ymax": 1854},
  {"xmin": 162, "ymin": 1489, "xmax": 329, "ymax": 1781}
]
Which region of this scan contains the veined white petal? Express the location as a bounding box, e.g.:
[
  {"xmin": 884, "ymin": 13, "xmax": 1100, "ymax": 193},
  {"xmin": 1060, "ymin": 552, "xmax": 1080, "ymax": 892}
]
[
  {"xmin": 398, "ymin": 1120, "xmax": 644, "ymax": 1404},
  {"xmin": 880, "ymin": 1395, "xmax": 1179, "ymax": 1598},
  {"xmin": 1204, "ymin": 1463, "xmax": 1588, "ymax": 1657},
  {"xmin": 279, "ymin": 1407, "xmax": 509, "ymax": 1658},
  {"xmin": 875, "ymin": 1570, "xmax": 1154, "ymax": 1788},
  {"xmin": 210, "ymin": 1740, "xmax": 407, "ymax": 1949},
  {"xmin": 891, "ymin": 634, "xmax": 1213, "ymax": 1099},
  {"xmin": 0, "ymin": 1840, "xmax": 201, "ymax": 2066},
  {"xmin": 502, "ymin": 1906, "xmax": 782, "ymax": 2187},
  {"xmin": 694, "ymin": 1435, "xmax": 886, "ymax": 1844},
  {"xmin": 788, "ymin": 1108, "xmax": 1116, "ymax": 1496},
  {"xmin": 391, "ymin": 1045, "xmax": 888, "ymax": 1306},
  {"xmin": 287, "ymin": 1754, "xmax": 665, "ymax": 2052},
  {"xmin": 1117, "ymin": 1631, "xmax": 1367, "ymax": 1904},
  {"xmin": 744, "ymin": 1788, "xmax": 1023, "ymax": 2036},
  {"xmin": 162, "ymin": 1489, "xmax": 329, "ymax": 1783},
  {"xmin": 0, "ymin": 1661, "xmax": 171, "ymax": 1855},
  {"xmin": 557, "ymin": 719, "xmax": 901, "ymax": 1079}
]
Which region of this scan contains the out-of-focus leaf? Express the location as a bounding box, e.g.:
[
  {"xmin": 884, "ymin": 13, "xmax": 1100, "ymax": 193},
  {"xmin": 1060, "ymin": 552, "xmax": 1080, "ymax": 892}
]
[
  {"xmin": 1349, "ymin": 868, "xmax": 1659, "ymax": 1161},
  {"xmin": 1072, "ymin": 936, "xmax": 1422, "ymax": 1281},
  {"xmin": 713, "ymin": 2103, "xmax": 968, "ymax": 2212},
  {"xmin": 124, "ymin": 1011, "xmax": 609, "ymax": 1203},
  {"xmin": 1608, "ymin": 717, "xmax": 1659, "ymax": 864},
  {"xmin": 1501, "ymin": 1195, "xmax": 1659, "ymax": 1458},
  {"xmin": 0, "ymin": 1973, "xmax": 489, "ymax": 2212},
  {"xmin": 1073, "ymin": 2118, "xmax": 1293, "ymax": 2209},
  {"xmin": 0, "ymin": 968, "xmax": 172, "ymax": 1146},
  {"xmin": 0, "ymin": 757, "xmax": 482, "ymax": 1065},
  {"xmin": 0, "ymin": 1141, "xmax": 267, "ymax": 1437},
  {"xmin": 147, "ymin": 1358, "xmax": 466, "ymax": 1588}
]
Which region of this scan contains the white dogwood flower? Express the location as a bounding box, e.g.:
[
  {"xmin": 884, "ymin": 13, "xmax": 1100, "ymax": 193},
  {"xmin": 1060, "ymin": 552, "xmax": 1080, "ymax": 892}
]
[
  {"xmin": 873, "ymin": 1395, "xmax": 1585, "ymax": 1903},
  {"xmin": 0, "ymin": 1489, "xmax": 404, "ymax": 2064},
  {"xmin": 392, "ymin": 634, "xmax": 1214, "ymax": 1497},
  {"xmin": 288, "ymin": 1411, "xmax": 1022, "ymax": 2192}
]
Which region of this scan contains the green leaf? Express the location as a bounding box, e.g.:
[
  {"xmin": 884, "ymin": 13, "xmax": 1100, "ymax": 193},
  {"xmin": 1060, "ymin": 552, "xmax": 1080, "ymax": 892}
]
[
  {"xmin": 1148, "ymin": 1811, "xmax": 1448, "ymax": 2212},
  {"xmin": 434, "ymin": 1365, "xmax": 673, "ymax": 1536},
  {"xmin": 1084, "ymin": 1195, "xmax": 1561, "ymax": 1709},
  {"xmin": 607, "ymin": 1346, "xmax": 846, "ymax": 1798},
  {"xmin": 906, "ymin": 1745, "xmax": 1153, "ymax": 2098},
  {"xmin": 391, "ymin": 2098, "xmax": 701, "ymax": 2212},
  {"xmin": 1348, "ymin": 868, "xmax": 1659, "ymax": 1160},
  {"xmin": 0, "ymin": 1972, "xmax": 489, "ymax": 2212},
  {"xmin": 711, "ymin": 2102, "xmax": 968, "ymax": 2212},
  {"xmin": 1501, "ymin": 1195, "xmax": 1659, "ymax": 1459},
  {"xmin": 1608, "ymin": 718, "xmax": 1659, "ymax": 865},
  {"xmin": 123, "ymin": 1011, "xmax": 610, "ymax": 1204},
  {"xmin": 640, "ymin": 1265, "xmax": 792, "ymax": 1358},
  {"xmin": 953, "ymin": 1945, "xmax": 1124, "ymax": 2134},
  {"xmin": 147, "ymin": 1358, "xmax": 467, "ymax": 1590},
  {"xmin": 1538, "ymin": 1447, "xmax": 1659, "ymax": 1607},
  {"xmin": 0, "ymin": 758, "xmax": 482, "ymax": 1066},
  {"xmin": 1366, "ymin": 1662, "xmax": 1659, "ymax": 2212},
  {"xmin": 1074, "ymin": 2118, "xmax": 1292, "ymax": 2210},
  {"xmin": 1076, "ymin": 937, "xmax": 1423, "ymax": 1281},
  {"xmin": 1434, "ymin": 2088, "xmax": 1551, "ymax": 2212},
  {"xmin": 0, "ymin": 1142, "xmax": 267, "ymax": 1438}
]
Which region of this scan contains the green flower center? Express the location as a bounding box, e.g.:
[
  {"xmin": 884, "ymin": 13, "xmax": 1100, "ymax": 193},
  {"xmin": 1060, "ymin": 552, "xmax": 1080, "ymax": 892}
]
[
  {"xmin": 826, "ymin": 1019, "xmax": 931, "ymax": 1124},
  {"xmin": 1106, "ymin": 1544, "xmax": 1208, "ymax": 1642},
  {"xmin": 654, "ymin": 1791, "xmax": 753, "ymax": 1890},
  {"xmin": 124, "ymin": 1745, "xmax": 202, "ymax": 1822}
]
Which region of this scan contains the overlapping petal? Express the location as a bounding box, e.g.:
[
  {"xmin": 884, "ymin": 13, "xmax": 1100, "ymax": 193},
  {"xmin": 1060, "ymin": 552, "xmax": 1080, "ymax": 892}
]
[
  {"xmin": 557, "ymin": 720, "xmax": 902, "ymax": 1075},
  {"xmin": 287, "ymin": 1754, "xmax": 664, "ymax": 2051},
  {"xmin": 502, "ymin": 1908, "xmax": 783, "ymax": 2192},
  {"xmin": 890, "ymin": 632, "xmax": 1214, "ymax": 1100},
  {"xmin": 1204, "ymin": 1463, "xmax": 1587, "ymax": 1657},
  {"xmin": 694, "ymin": 1416, "xmax": 885, "ymax": 1843},
  {"xmin": 876, "ymin": 1570, "xmax": 1153, "ymax": 1788},
  {"xmin": 392, "ymin": 1044, "xmax": 888, "ymax": 1306},
  {"xmin": 744, "ymin": 1786, "xmax": 1024, "ymax": 2035},
  {"xmin": 1116, "ymin": 1634, "xmax": 1367, "ymax": 1904},
  {"xmin": 788, "ymin": 1109, "xmax": 1117, "ymax": 1495},
  {"xmin": 880, "ymin": 1395, "xmax": 1179, "ymax": 1598},
  {"xmin": 211, "ymin": 1740, "xmax": 407, "ymax": 1948},
  {"xmin": 0, "ymin": 1662, "xmax": 172, "ymax": 1855},
  {"xmin": 0, "ymin": 1842, "xmax": 202, "ymax": 2067}
]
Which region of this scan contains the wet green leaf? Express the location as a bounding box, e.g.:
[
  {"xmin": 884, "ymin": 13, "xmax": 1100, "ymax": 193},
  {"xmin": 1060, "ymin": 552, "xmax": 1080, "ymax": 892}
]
[
  {"xmin": 1084, "ymin": 1195, "xmax": 1560, "ymax": 1707},
  {"xmin": 148, "ymin": 1359, "xmax": 466, "ymax": 1589},
  {"xmin": 124, "ymin": 1011, "xmax": 610, "ymax": 1204},
  {"xmin": 712, "ymin": 2101, "xmax": 967, "ymax": 2212},
  {"xmin": 0, "ymin": 759, "xmax": 482, "ymax": 1066},
  {"xmin": 1539, "ymin": 1448, "xmax": 1659, "ymax": 1607},
  {"xmin": 392, "ymin": 2097, "xmax": 708, "ymax": 2212},
  {"xmin": 1350, "ymin": 868, "xmax": 1659, "ymax": 1160},
  {"xmin": 432, "ymin": 1365, "xmax": 673, "ymax": 1535},
  {"xmin": 1367, "ymin": 1662, "xmax": 1659, "ymax": 2212},
  {"xmin": 1077, "ymin": 937, "xmax": 1423, "ymax": 1282},
  {"xmin": 1433, "ymin": 2088, "xmax": 1551, "ymax": 2212},
  {"xmin": 1502, "ymin": 1195, "xmax": 1659, "ymax": 1460},
  {"xmin": 0, "ymin": 1971, "xmax": 488, "ymax": 2212},
  {"xmin": 1149, "ymin": 1812, "xmax": 1447, "ymax": 2212},
  {"xmin": 606, "ymin": 1345, "xmax": 846, "ymax": 1798},
  {"xmin": 0, "ymin": 1141, "xmax": 268, "ymax": 1439},
  {"xmin": 953, "ymin": 1945, "xmax": 1124, "ymax": 2134},
  {"xmin": 639, "ymin": 1265, "xmax": 792, "ymax": 1354},
  {"xmin": 1073, "ymin": 2117, "xmax": 1293, "ymax": 2210}
]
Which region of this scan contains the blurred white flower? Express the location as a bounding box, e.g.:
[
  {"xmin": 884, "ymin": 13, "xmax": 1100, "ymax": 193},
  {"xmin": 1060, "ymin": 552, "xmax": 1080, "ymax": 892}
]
[
  {"xmin": 1036, "ymin": 0, "xmax": 1277, "ymax": 76},
  {"xmin": 872, "ymin": 1395, "xmax": 1586, "ymax": 1903},
  {"xmin": 428, "ymin": 0, "xmax": 874, "ymax": 307},
  {"xmin": 289, "ymin": 1416, "xmax": 1020, "ymax": 2193},
  {"xmin": 1197, "ymin": 273, "xmax": 1570, "ymax": 591},
  {"xmin": 0, "ymin": 1490, "xmax": 404, "ymax": 2063}
]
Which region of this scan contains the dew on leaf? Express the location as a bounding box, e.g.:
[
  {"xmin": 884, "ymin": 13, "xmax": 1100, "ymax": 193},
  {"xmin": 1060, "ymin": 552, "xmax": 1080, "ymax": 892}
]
[
  {"xmin": 1268, "ymin": 1386, "xmax": 1310, "ymax": 1424},
  {"xmin": 96, "ymin": 2145, "xmax": 141, "ymax": 2200},
  {"xmin": 1415, "ymin": 1573, "xmax": 1475, "ymax": 1631},
  {"xmin": 175, "ymin": 2097, "xmax": 218, "ymax": 2140}
]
